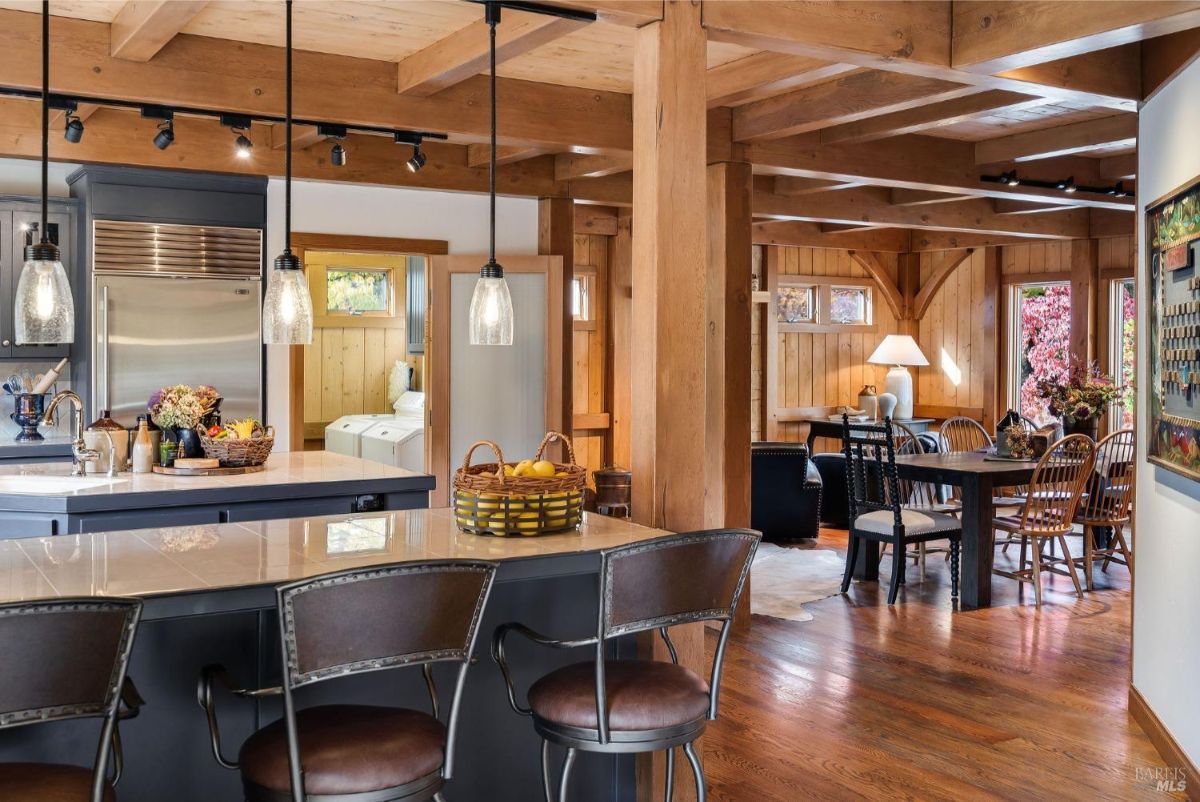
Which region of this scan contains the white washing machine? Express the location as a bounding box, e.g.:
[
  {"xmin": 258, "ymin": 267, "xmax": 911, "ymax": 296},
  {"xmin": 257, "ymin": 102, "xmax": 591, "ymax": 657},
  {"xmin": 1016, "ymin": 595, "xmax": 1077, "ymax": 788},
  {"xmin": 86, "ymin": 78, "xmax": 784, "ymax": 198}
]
[
  {"xmin": 360, "ymin": 416, "xmax": 425, "ymax": 473},
  {"xmin": 324, "ymin": 414, "xmax": 394, "ymax": 458}
]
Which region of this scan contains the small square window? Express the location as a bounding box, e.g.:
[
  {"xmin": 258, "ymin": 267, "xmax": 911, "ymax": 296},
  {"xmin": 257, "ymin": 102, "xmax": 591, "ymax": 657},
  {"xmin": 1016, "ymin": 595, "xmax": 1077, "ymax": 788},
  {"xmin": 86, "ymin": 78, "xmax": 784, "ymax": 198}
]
[
  {"xmin": 326, "ymin": 267, "xmax": 392, "ymax": 315},
  {"xmin": 572, "ymin": 274, "xmax": 593, "ymax": 321},
  {"xmin": 830, "ymin": 286, "xmax": 871, "ymax": 325},
  {"xmin": 777, "ymin": 285, "xmax": 815, "ymax": 323}
]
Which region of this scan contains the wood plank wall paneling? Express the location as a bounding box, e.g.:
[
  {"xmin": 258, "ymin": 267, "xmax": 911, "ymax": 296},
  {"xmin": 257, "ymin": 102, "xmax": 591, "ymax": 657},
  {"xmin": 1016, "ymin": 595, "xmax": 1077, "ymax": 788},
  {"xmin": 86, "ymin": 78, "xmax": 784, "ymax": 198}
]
[
  {"xmin": 916, "ymin": 248, "xmax": 988, "ymax": 419},
  {"xmin": 767, "ymin": 246, "xmax": 901, "ymax": 452},
  {"xmin": 303, "ymin": 327, "xmax": 410, "ymax": 438},
  {"xmin": 571, "ymin": 232, "xmax": 610, "ymax": 482}
]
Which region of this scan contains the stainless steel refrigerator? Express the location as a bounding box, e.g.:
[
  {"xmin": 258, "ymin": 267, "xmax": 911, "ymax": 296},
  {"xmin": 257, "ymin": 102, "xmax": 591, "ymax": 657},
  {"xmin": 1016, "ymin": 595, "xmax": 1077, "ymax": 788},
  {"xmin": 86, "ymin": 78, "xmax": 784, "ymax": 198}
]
[{"xmin": 91, "ymin": 220, "xmax": 263, "ymax": 428}]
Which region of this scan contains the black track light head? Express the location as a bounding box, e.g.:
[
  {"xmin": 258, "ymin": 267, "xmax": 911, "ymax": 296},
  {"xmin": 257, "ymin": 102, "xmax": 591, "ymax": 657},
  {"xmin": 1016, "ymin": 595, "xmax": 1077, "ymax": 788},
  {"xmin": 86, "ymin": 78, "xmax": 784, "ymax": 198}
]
[
  {"xmin": 407, "ymin": 145, "xmax": 426, "ymax": 173},
  {"xmin": 1003, "ymin": 170, "xmax": 1019, "ymax": 187},
  {"xmin": 331, "ymin": 142, "xmax": 347, "ymax": 167},
  {"xmin": 234, "ymin": 130, "xmax": 253, "ymax": 159},
  {"xmin": 153, "ymin": 119, "xmax": 174, "ymax": 150},
  {"xmin": 63, "ymin": 112, "xmax": 83, "ymax": 144},
  {"xmin": 1057, "ymin": 176, "xmax": 1077, "ymax": 193}
]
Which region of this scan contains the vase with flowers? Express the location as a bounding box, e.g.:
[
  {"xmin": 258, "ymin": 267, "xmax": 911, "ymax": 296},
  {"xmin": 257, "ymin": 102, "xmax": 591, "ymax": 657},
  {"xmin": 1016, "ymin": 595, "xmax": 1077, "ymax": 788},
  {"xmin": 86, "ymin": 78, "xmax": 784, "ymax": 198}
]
[
  {"xmin": 1035, "ymin": 360, "xmax": 1125, "ymax": 440},
  {"xmin": 149, "ymin": 384, "xmax": 221, "ymax": 458}
]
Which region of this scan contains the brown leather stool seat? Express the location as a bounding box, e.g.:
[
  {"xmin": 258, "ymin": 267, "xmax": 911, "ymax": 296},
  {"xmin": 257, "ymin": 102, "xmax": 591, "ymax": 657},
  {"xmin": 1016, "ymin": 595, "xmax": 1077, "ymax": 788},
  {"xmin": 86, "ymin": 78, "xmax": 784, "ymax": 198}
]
[
  {"xmin": 528, "ymin": 660, "xmax": 710, "ymax": 732},
  {"xmin": 0, "ymin": 763, "xmax": 115, "ymax": 802},
  {"xmin": 239, "ymin": 705, "xmax": 446, "ymax": 796}
]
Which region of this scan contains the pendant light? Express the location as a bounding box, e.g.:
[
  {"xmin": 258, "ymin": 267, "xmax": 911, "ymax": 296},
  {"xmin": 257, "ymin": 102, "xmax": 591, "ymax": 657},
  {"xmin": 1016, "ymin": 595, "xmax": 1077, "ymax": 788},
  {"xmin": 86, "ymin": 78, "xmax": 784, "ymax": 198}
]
[
  {"xmin": 262, "ymin": 0, "xmax": 313, "ymax": 345},
  {"xmin": 468, "ymin": 2, "xmax": 514, "ymax": 346},
  {"xmin": 15, "ymin": 0, "xmax": 74, "ymax": 345}
]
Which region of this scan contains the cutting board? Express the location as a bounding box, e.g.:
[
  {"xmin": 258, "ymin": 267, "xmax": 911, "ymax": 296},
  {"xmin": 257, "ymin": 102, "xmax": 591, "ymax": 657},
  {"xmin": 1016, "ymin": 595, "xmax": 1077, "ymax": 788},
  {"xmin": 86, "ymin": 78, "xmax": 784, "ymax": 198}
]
[{"xmin": 152, "ymin": 464, "xmax": 266, "ymax": 476}]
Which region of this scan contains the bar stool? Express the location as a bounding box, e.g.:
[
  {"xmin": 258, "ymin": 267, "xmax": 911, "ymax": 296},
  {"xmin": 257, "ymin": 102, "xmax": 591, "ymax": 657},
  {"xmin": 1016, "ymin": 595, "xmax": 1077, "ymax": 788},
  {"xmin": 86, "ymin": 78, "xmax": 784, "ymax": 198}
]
[
  {"xmin": 197, "ymin": 561, "xmax": 497, "ymax": 802},
  {"xmin": 0, "ymin": 597, "xmax": 144, "ymax": 802},
  {"xmin": 492, "ymin": 529, "xmax": 759, "ymax": 802}
]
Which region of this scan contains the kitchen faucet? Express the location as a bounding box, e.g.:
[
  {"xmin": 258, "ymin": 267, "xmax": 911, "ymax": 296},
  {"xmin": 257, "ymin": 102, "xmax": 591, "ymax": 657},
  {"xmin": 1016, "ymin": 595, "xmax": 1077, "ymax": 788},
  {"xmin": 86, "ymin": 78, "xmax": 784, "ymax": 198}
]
[{"xmin": 42, "ymin": 390, "xmax": 101, "ymax": 476}]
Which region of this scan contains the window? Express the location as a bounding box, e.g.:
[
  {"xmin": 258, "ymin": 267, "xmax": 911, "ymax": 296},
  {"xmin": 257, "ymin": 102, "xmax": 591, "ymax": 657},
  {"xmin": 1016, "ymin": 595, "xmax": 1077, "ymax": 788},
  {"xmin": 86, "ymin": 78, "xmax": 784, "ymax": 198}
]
[
  {"xmin": 830, "ymin": 286, "xmax": 871, "ymax": 325},
  {"xmin": 776, "ymin": 284, "xmax": 815, "ymax": 323},
  {"xmin": 1109, "ymin": 278, "xmax": 1136, "ymax": 429},
  {"xmin": 326, "ymin": 266, "xmax": 393, "ymax": 316},
  {"xmin": 1008, "ymin": 282, "xmax": 1072, "ymax": 425},
  {"xmin": 572, "ymin": 274, "xmax": 592, "ymax": 321}
]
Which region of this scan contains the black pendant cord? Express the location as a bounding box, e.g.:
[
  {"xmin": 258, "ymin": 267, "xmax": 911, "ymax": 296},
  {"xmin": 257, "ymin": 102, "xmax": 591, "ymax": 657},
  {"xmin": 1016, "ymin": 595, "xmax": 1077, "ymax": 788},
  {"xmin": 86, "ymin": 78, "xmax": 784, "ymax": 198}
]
[
  {"xmin": 284, "ymin": 0, "xmax": 292, "ymax": 255},
  {"xmin": 487, "ymin": 2, "xmax": 499, "ymax": 272},
  {"xmin": 40, "ymin": 0, "xmax": 49, "ymax": 245}
]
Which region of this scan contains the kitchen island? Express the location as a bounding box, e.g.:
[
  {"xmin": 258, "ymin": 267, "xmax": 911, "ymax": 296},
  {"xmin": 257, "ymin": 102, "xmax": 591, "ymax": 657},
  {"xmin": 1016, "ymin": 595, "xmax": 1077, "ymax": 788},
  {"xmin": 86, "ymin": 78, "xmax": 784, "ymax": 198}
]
[
  {"xmin": 0, "ymin": 450, "xmax": 434, "ymax": 537},
  {"xmin": 0, "ymin": 507, "xmax": 662, "ymax": 802}
]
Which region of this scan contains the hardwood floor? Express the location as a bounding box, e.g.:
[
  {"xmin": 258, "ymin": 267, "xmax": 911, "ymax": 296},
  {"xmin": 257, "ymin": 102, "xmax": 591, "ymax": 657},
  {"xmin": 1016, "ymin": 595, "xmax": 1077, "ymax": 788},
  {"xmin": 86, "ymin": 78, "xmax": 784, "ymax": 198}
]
[{"xmin": 705, "ymin": 529, "xmax": 1180, "ymax": 801}]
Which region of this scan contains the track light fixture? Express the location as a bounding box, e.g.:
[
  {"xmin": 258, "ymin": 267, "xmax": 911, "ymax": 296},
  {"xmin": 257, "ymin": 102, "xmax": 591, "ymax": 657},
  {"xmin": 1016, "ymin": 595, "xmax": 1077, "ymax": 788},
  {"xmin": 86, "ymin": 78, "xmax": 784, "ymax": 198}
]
[
  {"xmin": 1057, "ymin": 176, "xmax": 1077, "ymax": 193},
  {"xmin": 154, "ymin": 119, "xmax": 174, "ymax": 150},
  {"xmin": 1002, "ymin": 170, "xmax": 1019, "ymax": 186},
  {"xmin": 317, "ymin": 124, "xmax": 347, "ymax": 167},
  {"xmin": 980, "ymin": 171, "xmax": 1131, "ymax": 198},
  {"xmin": 407, "ymin": 145, "xmax": 426, "ymax": 173},
  {"xmin": 63, "ymin": 111, "xmax": 83, "ymax": 143},
  {"xmin": 234, "ymin": 129, "xmax": 252, "ymax": 159},
  {"xmin": 330, "ymin": 142, "xmax": 346, "ymax": 167}
]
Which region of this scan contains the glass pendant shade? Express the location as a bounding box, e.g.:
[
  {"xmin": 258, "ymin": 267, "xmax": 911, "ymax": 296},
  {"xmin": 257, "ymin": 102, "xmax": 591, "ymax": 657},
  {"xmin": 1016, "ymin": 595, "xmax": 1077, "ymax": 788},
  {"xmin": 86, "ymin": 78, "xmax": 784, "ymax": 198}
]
[
  {"xmin": 468, "ymin": 265, "xmax": 513, "ymax": 346},
  {"xmin": 15, "ymin": 246, "xmax": 74, "ymax": 344},
  {"xmin": 262, "ymin": 253, "xmax": 313, "ymax": 345}
]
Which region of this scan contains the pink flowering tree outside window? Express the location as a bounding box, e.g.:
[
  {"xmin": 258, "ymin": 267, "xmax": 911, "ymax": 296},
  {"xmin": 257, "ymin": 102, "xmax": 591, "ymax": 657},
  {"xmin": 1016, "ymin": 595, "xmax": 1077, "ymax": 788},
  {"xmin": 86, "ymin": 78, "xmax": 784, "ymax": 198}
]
[
  {"xmin": 1118, "ymin": 281, "xmax": 1136, "ymax": 429},
  {"xmin": 1017, "ymin": 285, "xmax": 1072, "ymax": 424}
]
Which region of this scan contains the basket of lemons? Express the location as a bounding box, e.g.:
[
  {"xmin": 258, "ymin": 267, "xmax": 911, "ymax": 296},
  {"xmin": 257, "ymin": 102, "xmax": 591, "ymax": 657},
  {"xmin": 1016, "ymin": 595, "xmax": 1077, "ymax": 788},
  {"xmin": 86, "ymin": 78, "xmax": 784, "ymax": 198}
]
[{"xmin": 453, "ymin": 431, "xmax": 586, "ymax": 537}]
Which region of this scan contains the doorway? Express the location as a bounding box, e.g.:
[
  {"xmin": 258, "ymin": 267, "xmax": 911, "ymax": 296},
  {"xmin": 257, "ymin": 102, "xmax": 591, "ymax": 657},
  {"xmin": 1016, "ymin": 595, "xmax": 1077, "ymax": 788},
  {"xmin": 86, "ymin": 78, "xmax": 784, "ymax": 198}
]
[{"xmin": 287, "ymin": 233, "xmax": 448, "ymax": 455}]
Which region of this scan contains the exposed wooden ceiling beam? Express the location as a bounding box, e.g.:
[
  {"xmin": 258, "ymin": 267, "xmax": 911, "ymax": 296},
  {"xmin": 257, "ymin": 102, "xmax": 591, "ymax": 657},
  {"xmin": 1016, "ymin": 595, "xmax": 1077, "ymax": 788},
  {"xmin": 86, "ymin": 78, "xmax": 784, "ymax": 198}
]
[
  {"xmin": 773, "ymin": 176, "xmax": 863, "ymax": 196},
  {"xmin": 574, "ymin": 204, "xmax": 618, "ymax": 236},
  {"xmin": 951, "ymin": 1, "xmax": 1200, "ymax": 74},
  {"xmin": 270, "ymin": 124, "xmax": 326, "ymax": 151},
  {"xmin": 1096, "ymin": 153, "xmax": 1137, "ymax": 181},
  {"xmin": 754, "ymin": 187, "xmax": 1090, "ymax": 239},
  {"xmin": 467, "ymin": 144, "xmax": 547, "ymax": 167},
  {"xmin": 752, "ymin": 221, "xmax": 913, "ymax": 252},
  {"xmin": 1090, "ymin": 208, "xmax": 1135, "ymax": 238},
  {"xmin": 820, "ymin": 223, "xmax": 882, "ymax": 234},
  {"xmin": 909, "ymin": 231, "xmax": 1059, "ymax": 251},
  {"xmin": 706, "ymin": 53, "xmax": 860, "ymax": 108},
  {"xmin": 395, "ymin": 9, "xmax": 587, "ymax": 97},
  {"xmin": 1142, "ymin": 27, "xmax": 1200, "ymax": 100},
  {"xmin": 975, "ymin": 114, "xmax": 1137, "ymax": 164},
  {"xmin": 554, "ymin": 152, "xmax": 634, "ymax": 181},
  {"xmin": 50, "ymin": 102, "xmax": 100, "ymax": 127},
  {"xmin": 732, "ymin": 70, "xmax": 978, "ymax": 141},
  {"xmin": 0, "ymin": 10, "xmax": 632, "ymax": 152},
  {"xmin": 701, "ymin": 1, "xmax": 1140, "ymax": 110},
  {"xmin": 819, "ymin": 90, "xmax": 1049, "ymax": 145},
  {"xmin": 848, "ymin": 250, "xmax": 905, "ymax": 318},
  {"xmin": 540, "ymin": 1, "xmax": 662, "ymax": 27},
  {"xmin": 746, "ymin": 135, "xmax": 1137, "ymax": 211},
  {"xmin": 992, "ymin": 199, "xmax": 1079, "ymax": 215},
  {"xmin": 890, "ymin": 188, "xmax": 978, "ymax": 207},
  {"xmin": 109, "ymin": 0, "xmax": 208, "ymax": 62}
]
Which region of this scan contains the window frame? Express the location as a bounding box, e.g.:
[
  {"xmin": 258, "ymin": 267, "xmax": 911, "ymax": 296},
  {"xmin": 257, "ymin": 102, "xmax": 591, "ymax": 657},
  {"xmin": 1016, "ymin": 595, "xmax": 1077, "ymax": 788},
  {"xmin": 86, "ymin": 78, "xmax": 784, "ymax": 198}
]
[
  {"xmin": 1004, "ymin": 279, "xmax": 1072, "ymax": 423},
  {"xmin": 774, "ymin": 276, "xmax": 877, "ymax": 333},
  {"xmin": 572, "ymin": 267, "xmax": 598, "ymax": 331}
]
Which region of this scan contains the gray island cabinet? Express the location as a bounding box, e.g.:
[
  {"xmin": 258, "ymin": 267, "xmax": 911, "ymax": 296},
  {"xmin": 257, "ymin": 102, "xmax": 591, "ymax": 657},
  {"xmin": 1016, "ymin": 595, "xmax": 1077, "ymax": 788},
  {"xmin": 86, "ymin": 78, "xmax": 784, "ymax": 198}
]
[{"xmin": 0, "ymin": 451, "xmax": 433, "ymax": 537}]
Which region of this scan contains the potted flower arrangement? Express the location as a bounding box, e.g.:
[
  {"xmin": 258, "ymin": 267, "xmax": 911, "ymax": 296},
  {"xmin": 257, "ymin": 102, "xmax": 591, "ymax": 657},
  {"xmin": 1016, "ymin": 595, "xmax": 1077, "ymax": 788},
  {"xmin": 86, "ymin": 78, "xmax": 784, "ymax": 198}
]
[
  {"xmin": 1035, "ymin": 360, "xmax": 1125, "ymax": 440},
  {"xmin": 149, "ymin": 384, "xmax": 221, "ymax": 458}
]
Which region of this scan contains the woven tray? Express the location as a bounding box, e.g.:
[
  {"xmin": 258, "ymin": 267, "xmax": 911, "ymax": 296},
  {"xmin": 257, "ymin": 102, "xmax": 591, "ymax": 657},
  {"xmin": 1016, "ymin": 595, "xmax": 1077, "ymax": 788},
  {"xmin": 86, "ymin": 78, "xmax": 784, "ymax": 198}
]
[{"xmin": 197, "ymin": 425, "xmax": 275, "ymax": 468}]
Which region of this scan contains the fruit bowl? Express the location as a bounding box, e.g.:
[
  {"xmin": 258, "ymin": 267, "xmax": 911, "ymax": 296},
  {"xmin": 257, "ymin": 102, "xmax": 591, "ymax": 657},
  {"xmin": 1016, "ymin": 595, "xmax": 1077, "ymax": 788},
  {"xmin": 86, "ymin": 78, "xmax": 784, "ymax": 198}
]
[{"xmin": 453, "ymin": 432, "xmax": 587, "ymax": 537}]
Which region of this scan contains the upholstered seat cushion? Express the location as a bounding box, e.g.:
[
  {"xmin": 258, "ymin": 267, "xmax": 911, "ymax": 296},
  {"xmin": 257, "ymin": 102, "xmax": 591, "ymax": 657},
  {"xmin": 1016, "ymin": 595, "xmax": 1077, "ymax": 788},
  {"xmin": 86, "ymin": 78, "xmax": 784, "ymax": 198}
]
[
  {"xmin": 528, "ymin": 660, "xmax": 710, "ymax": 732},
  {"xmin": 853, "ymin": 508, "xmax": 961, "ymax": 536},
  {"xmin": 0, "ymin": 763, "xmax": 114, "ymax": 802},
  {"xmin": 239, "ymin": 705, "xmax": 446, "ymax": 796}
]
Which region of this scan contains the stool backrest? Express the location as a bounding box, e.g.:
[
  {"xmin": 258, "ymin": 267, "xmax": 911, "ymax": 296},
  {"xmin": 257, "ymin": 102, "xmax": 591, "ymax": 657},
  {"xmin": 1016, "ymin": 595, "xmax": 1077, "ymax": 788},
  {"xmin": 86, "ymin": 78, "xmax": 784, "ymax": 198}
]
[
  {"xmin": 1079, "ymin": 428, "xmax": 1135, "ymax": 524},
  {"xmin": 1016, "ymin": 434, "xmax": 1097, "ymax": 534},
  {"xmin": 941, "ymin": 416, "xmax": 992, "ymax": 453},
  {"xmin": 0, "ymin": 598, "xmax": 142, "ymax": 802},
  {"xmin": 842, "ymin": 417, "xmax": 903, "ymax": 526}
]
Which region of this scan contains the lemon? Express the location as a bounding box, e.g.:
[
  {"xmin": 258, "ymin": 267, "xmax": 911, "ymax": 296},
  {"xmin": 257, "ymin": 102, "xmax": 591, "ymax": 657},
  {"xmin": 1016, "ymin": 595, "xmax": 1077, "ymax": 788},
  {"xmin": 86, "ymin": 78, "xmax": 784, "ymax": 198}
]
[
  {"xmin": 514, "ymin": 511, "xmax": 541, "ymax": 535},
  {"xmin": 476, "ymin": 492, "xmax": 503, "ymax": 513},
  {"xmin": 531, "ymin": 460, "xmax": 556, "ymax": 477},
  {"xmin": 513, "ymin": 459, "xmax": 534, "ymax": 477},
  {"xmin": 487, "ymin": 511, "xmax": 509, "ymax": 536},
  {"xmin": 504, "ymin": 494, "xmax": 526, "ymax": 513},
  {"xmin": 554, "ymin": 471, "xmax": 569, "ymax": 478},
  {"xmin": 503, "ymin": 465, "xmax": 516, "ymax": 477}
]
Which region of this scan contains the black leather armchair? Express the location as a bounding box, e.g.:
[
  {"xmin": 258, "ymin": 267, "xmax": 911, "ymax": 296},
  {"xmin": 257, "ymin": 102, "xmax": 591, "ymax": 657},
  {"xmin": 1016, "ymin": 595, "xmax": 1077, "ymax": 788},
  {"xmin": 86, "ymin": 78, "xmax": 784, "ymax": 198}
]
[{"xmin": 750, "ymin": 442, "xmax": 823, "ymax": 541}]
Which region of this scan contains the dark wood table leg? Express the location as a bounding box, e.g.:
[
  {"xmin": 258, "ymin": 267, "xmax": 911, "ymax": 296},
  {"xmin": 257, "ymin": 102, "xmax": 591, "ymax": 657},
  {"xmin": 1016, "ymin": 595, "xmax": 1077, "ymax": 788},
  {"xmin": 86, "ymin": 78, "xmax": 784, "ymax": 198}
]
[{"xmin": 959, "ymin": 475, "xmax": 995, "ymax": 609}]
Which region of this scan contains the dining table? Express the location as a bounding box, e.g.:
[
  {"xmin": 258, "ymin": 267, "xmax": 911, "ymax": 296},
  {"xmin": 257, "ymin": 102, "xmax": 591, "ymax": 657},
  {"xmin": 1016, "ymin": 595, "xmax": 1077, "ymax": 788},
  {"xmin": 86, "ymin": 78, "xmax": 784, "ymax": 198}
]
[{"xmin": 849, "ymin": 451, "xmax": 1039, "ymax": 609}]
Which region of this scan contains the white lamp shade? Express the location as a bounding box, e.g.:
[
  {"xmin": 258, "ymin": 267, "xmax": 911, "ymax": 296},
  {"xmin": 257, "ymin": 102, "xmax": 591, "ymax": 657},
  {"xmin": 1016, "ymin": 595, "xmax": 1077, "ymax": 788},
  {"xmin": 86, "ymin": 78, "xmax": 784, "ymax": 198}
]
[{"xmin": 868, "ymin": 334, "xmax": 928, "ymax": 367}]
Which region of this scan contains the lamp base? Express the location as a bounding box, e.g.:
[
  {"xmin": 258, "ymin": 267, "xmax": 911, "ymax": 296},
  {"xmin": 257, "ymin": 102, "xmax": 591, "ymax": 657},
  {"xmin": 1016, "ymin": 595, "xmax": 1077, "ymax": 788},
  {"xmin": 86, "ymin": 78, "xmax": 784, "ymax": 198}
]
[{"xmin": 884, "ymin": 366, "xmax": 914, "ymax": 420}]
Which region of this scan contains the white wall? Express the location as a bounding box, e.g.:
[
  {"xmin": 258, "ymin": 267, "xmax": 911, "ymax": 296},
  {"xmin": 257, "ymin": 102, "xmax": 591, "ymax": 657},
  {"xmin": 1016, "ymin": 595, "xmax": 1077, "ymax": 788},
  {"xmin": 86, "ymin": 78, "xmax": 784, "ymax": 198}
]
[
  {"xmin": 264, "ymin": 178, "xmax": 539, "ymax": 445},
  {"xmin": 1134, "ymin": 55, "xmax": 1200, "ymax": 767},
  {"xmin": 0, "ymin": 157, "xmax": 78, "ymax": 196}
]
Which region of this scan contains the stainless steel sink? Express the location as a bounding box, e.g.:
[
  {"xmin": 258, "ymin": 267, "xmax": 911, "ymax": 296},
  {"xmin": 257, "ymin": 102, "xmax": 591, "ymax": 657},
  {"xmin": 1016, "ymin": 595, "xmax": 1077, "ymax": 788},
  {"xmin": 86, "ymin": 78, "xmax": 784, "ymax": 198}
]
[{"xmin": 0, "ymin": 475, "xmax": 129, "ymax": 494}]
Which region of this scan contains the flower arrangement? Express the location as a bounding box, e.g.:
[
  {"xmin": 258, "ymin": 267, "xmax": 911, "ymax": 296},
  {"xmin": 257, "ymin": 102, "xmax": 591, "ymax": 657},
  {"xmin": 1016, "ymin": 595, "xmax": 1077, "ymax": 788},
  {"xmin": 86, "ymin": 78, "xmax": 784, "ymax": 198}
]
[
  {"xmin": 149, "ymin": 384, "xmax": 220, "ymax": 431},
  {"xmin": 1004, "ymin": 426, "xmax": 1034, "ymax": 460},
  {"xmin": 1034, "ymin": 359, "xmax": 1125, "ymax": 424}
]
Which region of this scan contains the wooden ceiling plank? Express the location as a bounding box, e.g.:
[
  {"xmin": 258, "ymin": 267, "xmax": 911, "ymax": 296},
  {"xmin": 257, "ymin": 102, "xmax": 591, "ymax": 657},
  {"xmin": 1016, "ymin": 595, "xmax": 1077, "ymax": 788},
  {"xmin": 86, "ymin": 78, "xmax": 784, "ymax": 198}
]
[
  {"xmin": 270, "ymin": 124, "xmax": 326, "ymax": 151},
  {"xmin": 997, "ymin": 45, "xmax": 1141, "ymax": 105},
  {"xmin": 732, "ymin": 70, "xmax": 979, "ymax": 141},
  {"xmin": 754, "ymin": 187, "xmax": 1090, "ymax": 239},
  {"xmin": 0, "ymin": 10, "xmax": 632, "ymax": 152},
  {"xmin": 1096, "ymin": 153, "xmax": 1137, "ymax": 181},
  {"xmin": 910, "ymin": 231, "xmax": 1059, "ymax": 251},
  {"xmin": 773, "ymin": 176, "xmax": 863, "ymax": 196},
  {"xmin": 468, "ymin": 144, "xmax": 547, "ymax": 167},
  {"xmin": 396, "ymin": 9, "xmax": 587, "ymax": 97},
  {"xmin": 890, "ymin": 188, "xmax": 979, "ymax": 207},
  {"xmin": 1089, "ymin": 208, "xmax": 1135, "ymax": 238},
  {"xmin": 554, "ymin": 152, "xmax": 634, "ymax": 181},
  {"xmin": 974, "ymin": 114, "xmax": 1138, "ymax": 164},
  {"xmin": 819, "ymin": 90, "xmax": 1049, "ymax": 145},
  {"xmin": 51, "ymin": 102, "xmax": 101, "ymax": 127},
  {"xmin": 110, "ymin": 0, "xmax": 208, "ymax": 62},
  {"xmin": 752, "ymin": 221, "xmax": 913, "ymax": 252},
  {"xmin": 992, "ymin": 199, "xmax": 1079, "ymax": 215},
  {"xmin": 706, "ymin": 52, "xmax": 860, "ymax": 108},
  {"xmin": 540, "ymin": 1, "xmax": 663, "ymax": 27},
  {"xmin": 951, "ymin": 1, "xmax": 1200, "ymax": 74},
  {"xmin": 574, "ymin": 204, "xmax": 618, "ymax": 236}
]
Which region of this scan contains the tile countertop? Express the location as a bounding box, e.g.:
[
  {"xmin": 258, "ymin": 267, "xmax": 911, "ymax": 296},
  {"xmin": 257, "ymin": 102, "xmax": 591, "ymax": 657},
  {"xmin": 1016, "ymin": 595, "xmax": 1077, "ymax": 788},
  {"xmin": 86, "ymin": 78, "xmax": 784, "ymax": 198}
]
[
  {"xmin": 0, "ymin": 450, "xmax": 435, "ymax": 513},
  {"xmin": 0, "ymin": 508, "xmax": 667, "ymax": 604}
]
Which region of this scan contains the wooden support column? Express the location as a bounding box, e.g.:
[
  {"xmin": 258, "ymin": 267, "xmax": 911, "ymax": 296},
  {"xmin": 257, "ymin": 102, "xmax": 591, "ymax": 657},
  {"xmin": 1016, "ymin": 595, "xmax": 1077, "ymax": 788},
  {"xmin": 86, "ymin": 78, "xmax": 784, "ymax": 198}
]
[
  {"xmin": 608, "ymin": 209, "xmax": 634, "ymax": 470},
  {"xmin": 982, "ymin": 247, "xmax": 1001, "ymax": 432},
  {"xmin": 1070, "ymin": 238, "xmax": 1100, "ymax": 364},
  {"xmin": 631, "ymin": 3, "xmax": 707, "ymax": 799},
  {"xmin": 538, "ymin": 197, "xmax": 574, "ymax": 458},
  {"xmin": 764, "ymin": 246, "xmax": 781, "ymax": 440},
  {"xmin": 897, "ymin": 252, "xmax": 921, "ymax": 337}
]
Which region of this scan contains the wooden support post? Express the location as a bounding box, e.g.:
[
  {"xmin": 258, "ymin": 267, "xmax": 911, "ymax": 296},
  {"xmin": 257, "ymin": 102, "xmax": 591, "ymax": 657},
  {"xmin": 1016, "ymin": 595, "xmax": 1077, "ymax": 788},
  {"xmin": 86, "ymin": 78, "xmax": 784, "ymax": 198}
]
[
  {"xmin": 897, "ymin": 252, "xmax": 922, "ymax": 335},
  {"xmin": 608, "ymin": 209, "xmax": 634, "ymax": 471},
  {"xmin": 764, "ymin": 246, "xmax": 781, "ymax": 440},
  {"xmin": 1070, "ymin": 238, "xmax": 1100, "ymax": 364},
  {"xmin": 707, "ymin": 161, "xmax": 754, "ymax": 629},
  {"xmin": 538, "ymin": 197, "xmax": 574, "ymax": 459},
  {"xmin": 631, "ymin": 3, "xmax": 707, "ymax": 799},
  {"xmin": 982, "ymin": 247, "xmax": 1001, "ymax": 432}
]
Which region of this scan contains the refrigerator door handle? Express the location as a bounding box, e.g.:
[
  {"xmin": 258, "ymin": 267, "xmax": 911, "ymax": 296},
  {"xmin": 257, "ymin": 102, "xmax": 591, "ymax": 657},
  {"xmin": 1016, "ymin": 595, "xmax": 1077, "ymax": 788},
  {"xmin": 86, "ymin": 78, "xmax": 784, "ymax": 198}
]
[{"xmin": 98, "ymin": 284, "xmax": 109, "ymax": 411}]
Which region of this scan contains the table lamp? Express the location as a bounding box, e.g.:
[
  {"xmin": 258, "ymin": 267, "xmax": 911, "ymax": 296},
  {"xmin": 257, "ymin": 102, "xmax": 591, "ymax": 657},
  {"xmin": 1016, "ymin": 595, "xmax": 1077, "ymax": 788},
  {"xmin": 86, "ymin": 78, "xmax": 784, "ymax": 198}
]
[{"xmin": 867, "ymin": 335, "xmax": 928, "ymax": 420}]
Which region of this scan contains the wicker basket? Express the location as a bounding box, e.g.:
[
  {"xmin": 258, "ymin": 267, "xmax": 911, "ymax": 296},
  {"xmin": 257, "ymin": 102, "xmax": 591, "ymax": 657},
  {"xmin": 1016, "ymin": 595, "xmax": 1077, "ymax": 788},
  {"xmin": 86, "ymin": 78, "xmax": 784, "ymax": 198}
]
[
  {"xmin": 197, "ymin": 425, "xmax": 275, "ymax": 467},
  {"xmin": 453, "ymin": 431, "xmax": 586, "ymax": 537}
]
